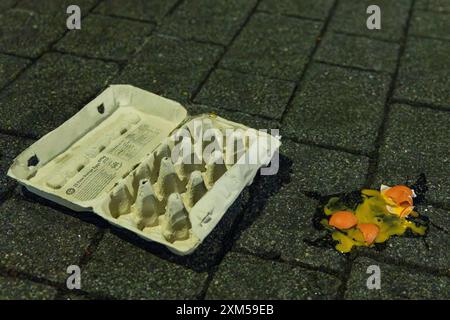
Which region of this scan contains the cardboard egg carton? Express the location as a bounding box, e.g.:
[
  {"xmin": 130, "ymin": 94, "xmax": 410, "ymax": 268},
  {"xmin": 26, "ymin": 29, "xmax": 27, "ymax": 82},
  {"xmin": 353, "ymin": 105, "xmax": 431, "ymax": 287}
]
[{"xmin": 7, "ymin": 85, "xmax": 281, "ymax": 255}]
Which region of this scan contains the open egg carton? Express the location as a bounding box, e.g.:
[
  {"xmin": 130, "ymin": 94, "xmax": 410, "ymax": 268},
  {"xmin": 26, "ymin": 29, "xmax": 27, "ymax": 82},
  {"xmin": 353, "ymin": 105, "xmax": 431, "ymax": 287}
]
[{"xmin": 8, "ymin": 85, "xmax": 281, "ymax": 255}]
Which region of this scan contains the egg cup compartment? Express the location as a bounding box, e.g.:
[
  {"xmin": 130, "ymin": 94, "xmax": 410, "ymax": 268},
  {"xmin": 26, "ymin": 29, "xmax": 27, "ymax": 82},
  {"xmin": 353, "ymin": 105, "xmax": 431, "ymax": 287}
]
[
  {"xmin": 100, "ymin": 116, "xmax": 254, "ymax": 251},
  {"xmin": 8, "ymin": 85, "xmax": 281, "ymax": 255}
]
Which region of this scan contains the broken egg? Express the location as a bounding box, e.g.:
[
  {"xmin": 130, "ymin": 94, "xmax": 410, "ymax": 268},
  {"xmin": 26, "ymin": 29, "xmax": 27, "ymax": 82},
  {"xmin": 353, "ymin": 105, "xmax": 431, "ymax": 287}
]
[{"xmin": 321, "ymin": 185, "xmax": 427, "ymax": 253}]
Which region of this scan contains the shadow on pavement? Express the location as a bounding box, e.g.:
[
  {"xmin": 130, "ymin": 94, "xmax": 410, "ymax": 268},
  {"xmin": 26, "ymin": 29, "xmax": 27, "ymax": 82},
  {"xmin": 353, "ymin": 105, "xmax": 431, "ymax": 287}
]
[{"xmin": 19, "ymin": 154, "xmax": 292, "ymax": 273}]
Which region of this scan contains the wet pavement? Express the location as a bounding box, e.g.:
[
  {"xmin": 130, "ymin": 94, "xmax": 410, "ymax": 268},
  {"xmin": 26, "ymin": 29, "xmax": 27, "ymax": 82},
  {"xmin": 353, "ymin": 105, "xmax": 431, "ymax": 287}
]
[{"xmin": 0, "ymin": 0, "xmax": 449, "ymax": 299}]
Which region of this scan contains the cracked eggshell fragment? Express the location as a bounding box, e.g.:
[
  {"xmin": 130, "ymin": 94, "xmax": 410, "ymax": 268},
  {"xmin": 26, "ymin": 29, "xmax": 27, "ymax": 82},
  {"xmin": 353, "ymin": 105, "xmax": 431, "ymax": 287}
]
[
  {"xmin": 357, "ymin": 223, "xmax": 380, "ymax": 244},
  {"xmin": 380, "ymin": 184, "xmax": 416, "ymax": 217},
  {"xmin": 329, "ymin": 211, "xmax": 358, "ymax": 230}
]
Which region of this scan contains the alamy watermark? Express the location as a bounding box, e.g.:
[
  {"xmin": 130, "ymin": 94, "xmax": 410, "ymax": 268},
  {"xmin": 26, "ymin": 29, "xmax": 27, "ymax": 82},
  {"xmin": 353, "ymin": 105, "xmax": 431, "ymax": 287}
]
[
  {"xmin": 66, "ymin": 5, "xmax": 81, "ymax": 30},
  {"xmin": 366, "ymin": 265, "xmax": 381, "ymax": 290},
  {"xmin": 367, "ymin": 5, "xmax": 381, "ymax": 30},
  {"xmin": 66, "ymin": 4, "xmax": 382, "ymax": 31}
]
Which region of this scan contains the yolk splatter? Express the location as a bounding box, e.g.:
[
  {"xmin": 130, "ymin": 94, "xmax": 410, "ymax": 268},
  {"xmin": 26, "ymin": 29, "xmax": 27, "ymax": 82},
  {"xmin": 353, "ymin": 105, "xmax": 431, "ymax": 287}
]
[{"xmin": 321, "ymin": 188, "xmax": 427, "ymax": 253}]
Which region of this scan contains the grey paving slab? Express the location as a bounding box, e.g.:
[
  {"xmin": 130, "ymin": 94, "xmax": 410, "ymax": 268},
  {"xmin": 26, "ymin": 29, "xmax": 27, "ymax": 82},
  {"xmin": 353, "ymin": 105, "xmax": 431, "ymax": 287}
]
[
  {"xmin": 416, "ymin": 0, "xmax": 450, "ymax": 13},
  {"xmin": 0, "ymin": 52, "xmax": 119, "ymax": 138},
  {"xmin": 0, "ymin": 134, "xmax": 34, "ymax": 196},
  {"xmin": 394, "ymin": 37, "xmax": 450, "ymax": 109},
  {"xmin": 0, "ymin": 276, "xmax": 57, "ymax": 299},
  {"xmin": 283, "ymin": 63, "xmax": 391, "ymax": 153},
  {"xmin": 234, "ymin": 181, "xmax": 348, "ymax": 272},
  {"xmin": 345, "ymin": 257, "xmax": 450, "ymax": 299},
  {"xmin": 82, "ymin": 231, "xmax": 208, "ymax": 299},
  {"xmin": 159, "ymin": 0, "xmax": 257, "ymax": 45},
  {"xmin": 280, "ymin": 139, "xmax": 369, "ymax": 195},
  {"xmin": 0, "ymin": 9, "xmax": 65, "ymax": 58},
  {"xmin": 185, "ymin": 103, "xmax": 279, "ymax": 130},
  {"xmin": 410, "ymin": 10, "xmax": 450, "ymax": 41},
  {"xmin": 0, "ymin": 53, "xmax": 30, "ymax": 89},
  {"xmin": 206, "ymin": 252, "xmax": 341, "ymax": 299},
  {"xmin": 363, "ymin": 225, "xmax": 450, "ymax": 273},
  {"xmin": 55, "ymin": 14, "xmax": 154, "ymax": 61},
  {"xmin": 0, "ymin": 194, "xmax": 98, "ymax": 283},
  {"xmin": 315, "ymin": 32, "xmax": 399, "ymax": 72},
  {"xmin": 194, "ymin": 69, "xmax": 295, "ymax": 120},
  {"xmin": 220, "ymin": 12, "xmax": 322, "ymax": 80},
  {"xmin": 417, "ymin": 205, "xmax": 450, "ymax": 233},
  {"xmin": 94, "ymin": 0, "xmax": 178, "ymax": 23},
  {"xmin": 16, "ymin": 0, "xmax": 98, "ymax": 15},
  {"xmin": 373, "ymin": 104, "xmax": 450, "ymax": 204},
  {"xmin": 0, "ymin": 0, "xmax": 17, "ymax": 11},
  {"xmin": 114, "ymin": 35, "xmax": 223, "ymax": 102},
  {"xmin": 259, "ymin": 0, "xmax": 334, "ymax": 20},
  {"xmin": 330, "ymin": 0, "xmax": 412, "ymax": 42}
]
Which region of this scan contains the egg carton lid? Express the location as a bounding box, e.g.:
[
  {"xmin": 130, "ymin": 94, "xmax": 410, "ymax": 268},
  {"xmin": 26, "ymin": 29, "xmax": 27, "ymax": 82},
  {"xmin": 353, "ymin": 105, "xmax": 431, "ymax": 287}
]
[{"xmin": 7, "ymin": 85, "xmax": 280, "ymax": 254}]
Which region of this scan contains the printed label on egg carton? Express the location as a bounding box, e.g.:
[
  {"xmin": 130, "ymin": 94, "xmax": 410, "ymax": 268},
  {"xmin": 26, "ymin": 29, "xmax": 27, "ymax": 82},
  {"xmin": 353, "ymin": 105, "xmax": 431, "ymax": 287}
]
[{"xmin": 7, "ymin": 85, "xmax": 281, "ymax": 255}]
